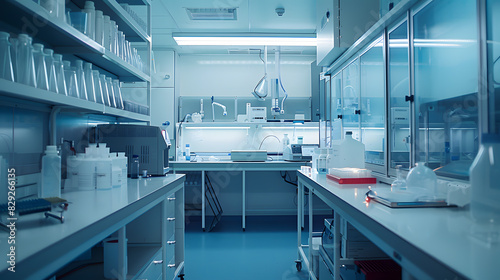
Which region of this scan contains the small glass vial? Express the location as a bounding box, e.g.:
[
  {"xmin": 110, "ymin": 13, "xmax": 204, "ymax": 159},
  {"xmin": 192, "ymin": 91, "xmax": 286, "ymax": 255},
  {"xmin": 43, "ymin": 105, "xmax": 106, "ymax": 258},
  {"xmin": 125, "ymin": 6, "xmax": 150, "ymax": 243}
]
[
  {"xmin": 391, "ymin": 165, "xmax": 407, "ymax": 191},
  {"xmin": 131, "ymin": 155, "xmax": 139, "ymax": 179}
]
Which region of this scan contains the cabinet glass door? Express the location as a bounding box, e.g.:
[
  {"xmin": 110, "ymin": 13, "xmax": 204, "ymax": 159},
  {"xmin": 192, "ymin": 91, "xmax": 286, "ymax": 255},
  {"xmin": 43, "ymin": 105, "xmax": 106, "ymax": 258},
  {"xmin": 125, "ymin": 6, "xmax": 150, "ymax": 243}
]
[
  {"xmin": 342, "ymin": 59, "xmax": 360, "ymax": 140},
  {"xmin": 413, "ymin": 0, "xmax": 479, "ymax": 179},
  {"xmin": 331, "ymin": 72, "xmax": 343, "ymax": 141},
  {"xmin": 360, "ymin": 36, "xmax": 385, "ymax": 167},
  {"xmin": 388, "ymin": 21, "xmax": 410, "ymax": 171},
  {"xmin": 487, "ymin": 0, "xmax": 500, "ymax": 133}
]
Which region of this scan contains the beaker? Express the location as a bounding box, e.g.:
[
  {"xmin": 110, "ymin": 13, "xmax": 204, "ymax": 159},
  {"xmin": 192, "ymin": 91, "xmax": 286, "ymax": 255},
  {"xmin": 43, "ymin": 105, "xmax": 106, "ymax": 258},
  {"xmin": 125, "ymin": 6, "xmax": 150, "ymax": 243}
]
[
  {"xmin": 83, "ymin": 62, "xmax": 95, "ymax": 102},
  {"xmin": 92, "ymin": 70, "xmax": 103, "ymax": 104},
  {"xmin": 44, "ymin": 48, "xmax": 58, "ymax": 93},
  {"xmin": 16, "ymin": 34, "xmax": 36, "ymax": 87},
  {"xmin": 63, "ymin": 60, "xmax": 79, "ymax": 98},
  {"xmin": 70, "ymin": 12, "xmax": 87, "ymax": 35},
  {"xmin": 33, "ymin": 43, "xmax": 49, "ymax": 90},
  {"xmin": 53, "ymin": 54, "xmax": 66, "ymax": 95},
  {"xmin": 100, "ymin": 74, "xmax": 111, "ymax": 106},
  {"xmin": 106, "ymin": 77, "xmax": 116, "ymax": 107},
  {"xmin": 112, "ymin": 79, "xmax": 124, "ymax": 109},
  {"xmin": 0, "ymin": 32, "xmax": 14, "ymax": 82},
  {"xmin": 74, "ymin": 60, "xmax": 87, "ymax": 100}
]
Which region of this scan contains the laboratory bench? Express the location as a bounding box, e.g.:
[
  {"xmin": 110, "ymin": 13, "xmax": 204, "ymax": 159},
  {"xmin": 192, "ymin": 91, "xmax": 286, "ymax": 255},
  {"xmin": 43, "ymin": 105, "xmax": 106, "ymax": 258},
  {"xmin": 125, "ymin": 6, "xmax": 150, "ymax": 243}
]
[
  {"xmin": 296, "ymin": 171, "xmax": 499, "ymax": 280},
  {"xmin": 170, "ymin": 160, "xmax": 309, "ymax": 231},
  {"xmin": 0, "ymin": 175, "xmax": 185, "ymax": 280}
]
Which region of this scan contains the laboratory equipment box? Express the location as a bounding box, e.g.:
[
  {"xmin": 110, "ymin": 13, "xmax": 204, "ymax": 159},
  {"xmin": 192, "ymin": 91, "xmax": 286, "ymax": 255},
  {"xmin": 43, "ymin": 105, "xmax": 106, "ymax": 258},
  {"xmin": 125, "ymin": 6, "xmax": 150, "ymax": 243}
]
[
  {"xmin": 230, "ymin": 150, "xmax": 267, "ymax": 162},
  {"xmin": 97, "ymin": 124, "xmax": 170, "ymax": 176}
]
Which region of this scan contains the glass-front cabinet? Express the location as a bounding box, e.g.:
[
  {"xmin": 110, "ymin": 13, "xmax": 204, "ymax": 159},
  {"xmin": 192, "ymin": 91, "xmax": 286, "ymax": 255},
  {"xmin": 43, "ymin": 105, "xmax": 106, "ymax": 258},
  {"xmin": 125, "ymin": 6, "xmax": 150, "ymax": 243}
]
[
  {"xmin": 360, "ymin": 36, "xmax": 385, "ymax": 171},
  {"xmin": 331, "ymin": 72, "xmax": 342, "ymax": 141},
  {"xmin": 413, "ymin": 0, "xmax": 479, "ymax": 179},
  {"xmin": 388, "ymin": 20, "xmax": 410, "ymax": 172},
  {"xmin": 342, "ymin": 59, "xmax": 361, "ymax": 140},
  {"xmin": 487, "ymin": 0, "xmax": 500, "ymax": 133}
]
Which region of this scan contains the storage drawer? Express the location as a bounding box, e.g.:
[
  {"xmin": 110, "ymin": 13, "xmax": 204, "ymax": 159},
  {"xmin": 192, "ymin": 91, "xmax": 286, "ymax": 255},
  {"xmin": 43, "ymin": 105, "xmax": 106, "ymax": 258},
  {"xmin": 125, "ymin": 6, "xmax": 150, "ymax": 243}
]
[
  {"xmin": 166, "ymin": 236, "xmax": 176, "ymax": 262},
  {"xmin": 166, "ymin": 194, "xmax": 176, "ymax": 239},
  {"xmin": 166, "ymin": 256, "xmax": 177, "ymax": 280},
  {"xmin": 136, "ymin": 248, "xmax": 163, "ymax": 280}
]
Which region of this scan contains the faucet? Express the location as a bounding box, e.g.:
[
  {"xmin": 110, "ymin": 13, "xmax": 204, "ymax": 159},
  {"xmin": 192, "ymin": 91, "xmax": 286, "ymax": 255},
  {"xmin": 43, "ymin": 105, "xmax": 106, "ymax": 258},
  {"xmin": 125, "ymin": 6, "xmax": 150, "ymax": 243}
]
[{"xmin": 211, "ymin": 96, "xmax": 227, "ymax": 122}]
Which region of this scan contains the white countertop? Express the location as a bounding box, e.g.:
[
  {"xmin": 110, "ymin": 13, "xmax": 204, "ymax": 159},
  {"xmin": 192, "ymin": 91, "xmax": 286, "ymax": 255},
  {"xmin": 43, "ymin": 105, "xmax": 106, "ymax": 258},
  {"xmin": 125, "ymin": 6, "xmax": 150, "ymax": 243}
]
[
  {"xmin": 299, "ymin": 171, "xmax": 499, "ymax": 280},
  {"xmin": 170, "ymin": 160, "xmax": 309, "ymax": 171},
  {"xmin": 0, "ymin": 175, "xmax": 185, "ymax": 280}
]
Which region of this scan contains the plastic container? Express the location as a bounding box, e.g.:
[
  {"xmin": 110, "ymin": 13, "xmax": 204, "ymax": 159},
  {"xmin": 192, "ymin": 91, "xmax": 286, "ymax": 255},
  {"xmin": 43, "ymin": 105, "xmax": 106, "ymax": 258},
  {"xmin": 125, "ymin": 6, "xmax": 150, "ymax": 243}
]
[
  {"xmin": 92, "ymin": 70, "xmax": 104, "ymax": 104},
  {"xmin": 131, "ymin": 155, "xmax": 139, "ymax": 179},
  {"xmin": 406, "ymin": 162, "xmax": 437, "ymax": 194},
  {"xmin": 53, "ymin": 54, "xmax": 67, "ymax": 95},
  {"xmin": 328, "ymin": 131, "xmax": 365, "ymax": 169},
  {"xmin": 75, "ymin": 60, "xmax": 87, "ymax": 100},
  {"xmin": 84, "ymin": 62, "xmax": 95, "ymax": 102},
  {"xmin": 116, "ymin": 152, "xmax": 128, "ymax": 186},
  {"xmin": 95, "ymin": 10, "xmax": 104, "ymax": 45},
  {"xmin": 106, "ymin": 77, "xmax": 116, "ymax": 107},
  {"xmin": 33, "ymin": 43, "xmax": 49, "ymax": 90},
  {"xmin": 313, "ymin": 148, "xmax": 329, "ymax": 173},
  {"xmin": 185, "ymin": 144, "xmax": 191, "ymax": 161},
  {"xmin": 0, "ymin": 32, "xmax": 14, "ymax": 82},
  {"xmin": 63, "ymin": 60, "xmax": 79, "ymax": 98},
  {"xmin": 44, "ymin": 48, "xmax": 58, "ymax": 93},
  {"xmin": 113, "ymin": 79, "xmax": 124, "ymax": 109},
  {"xmin": 100, "ymin": 74, "xmax": 111, "ymax": 106},
  {"xmin": 82, "ymin": 1, "xmax": 95, "ymax": 40},
  {"xmin": 40, "ymin": 145, "xmax": 61, "ymax": 198},
  {"xmin": 103, "ymin": 15, "xmax": 111, "ymax": 51},
  {"xmin": 76, "ymin": 154, "xmax": 96, "ymax": 191},
  {"xmin": 470, "ymin": 134, "xmax": 500, "ymax": 224},
  {"xmin": 16, "ymin": 34, "xmax": 36, "ymax": 87}
]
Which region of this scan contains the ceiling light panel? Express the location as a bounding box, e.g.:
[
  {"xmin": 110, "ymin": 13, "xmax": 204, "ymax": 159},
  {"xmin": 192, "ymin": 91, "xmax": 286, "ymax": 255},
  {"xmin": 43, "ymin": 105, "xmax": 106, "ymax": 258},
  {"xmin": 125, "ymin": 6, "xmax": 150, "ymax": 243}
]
[{"xmin": 186, "ymin": 8, "xmax": 237, "ymax": 20}]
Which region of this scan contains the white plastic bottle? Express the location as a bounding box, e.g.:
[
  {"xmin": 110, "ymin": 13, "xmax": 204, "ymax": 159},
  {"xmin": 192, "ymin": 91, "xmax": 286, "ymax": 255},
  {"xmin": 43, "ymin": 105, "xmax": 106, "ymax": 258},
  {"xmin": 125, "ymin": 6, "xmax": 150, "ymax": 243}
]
[
  {"xmin": 41, "ymin": 145, "xmax": 61, "ymax": 198},
  {"xmin": 185, "ymin": 144, "xmax": 191, "ymax": 161},
  {"xmin": 469, "ymin": 134, "xmax": 500, "ymax": 224},
  {"xmin": 282, "ymin": 134, "xmax": 291, "ymax": 158},
  {"xmin": 338, "ymin": 131, "xmax": 365, "ymax": 168},
  {"xmin": 116, "ymin": 152, "xmax": 128, "ymax": 186}
]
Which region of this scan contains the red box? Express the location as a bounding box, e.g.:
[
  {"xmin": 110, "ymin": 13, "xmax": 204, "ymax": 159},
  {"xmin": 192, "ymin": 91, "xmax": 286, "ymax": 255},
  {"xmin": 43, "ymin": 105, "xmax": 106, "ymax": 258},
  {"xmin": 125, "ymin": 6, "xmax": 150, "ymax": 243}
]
[{"xmin": 326, "ymin": 174, "xmax": 377, "ymax": 184}]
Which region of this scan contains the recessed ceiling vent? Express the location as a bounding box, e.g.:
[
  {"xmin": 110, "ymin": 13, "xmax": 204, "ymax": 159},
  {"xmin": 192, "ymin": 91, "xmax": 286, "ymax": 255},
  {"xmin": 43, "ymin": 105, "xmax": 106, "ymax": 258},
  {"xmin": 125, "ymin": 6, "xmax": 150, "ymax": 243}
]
[{"xmin": 186, "ymin": 8, "xmax": 237, "ymax": 20}]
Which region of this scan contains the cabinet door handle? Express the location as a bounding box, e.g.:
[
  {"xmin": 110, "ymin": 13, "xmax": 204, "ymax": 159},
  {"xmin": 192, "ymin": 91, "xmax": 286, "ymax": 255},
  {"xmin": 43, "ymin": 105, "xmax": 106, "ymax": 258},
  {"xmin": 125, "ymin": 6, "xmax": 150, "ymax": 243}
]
[
  {"xmin": 167, "ymin": 241, "xmax": 176, "ymax": 245},
  {"xmin": 153, "ymin": 260, "xmax": 163, "ymax": 264},
  {"xmin": 167, "ymin": 217, "xmax": 176, "ymax": 221},
  {"xmin": 165, "ymin": 74, "xmax": 171, "ymax": 80},
  {"xmin": 168, "ymin": 264, "xmax": 176, "ymax": 268},
  {"xmin": 405, "ymin": 95, "xmax": 414, "ymax": 102},
  {"xmin": 355, "ymin": 110, "xmax": 361, "ymax": 115},
  {"xmin": 168, "ymin": 197, "xmax": 176, "ymax": 201},
  {"xmin": 337, "ymin": 115, "xmax": 342, "ymax": 119}
]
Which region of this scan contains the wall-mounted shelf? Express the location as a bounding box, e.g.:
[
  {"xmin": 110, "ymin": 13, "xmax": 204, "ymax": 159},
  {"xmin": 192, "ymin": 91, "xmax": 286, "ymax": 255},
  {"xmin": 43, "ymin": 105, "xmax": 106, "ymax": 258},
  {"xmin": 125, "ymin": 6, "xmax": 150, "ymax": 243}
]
[
  {"xmin": 0, "ymin": 80, "xmax": 150, "ymax": 122},
  {"xmin": 2, "ymin": 0, "xmax": 150, "ymax": 83},
  {"xmin": 72, "ymin": 0, "xmax": 151, "ymax": 43}
]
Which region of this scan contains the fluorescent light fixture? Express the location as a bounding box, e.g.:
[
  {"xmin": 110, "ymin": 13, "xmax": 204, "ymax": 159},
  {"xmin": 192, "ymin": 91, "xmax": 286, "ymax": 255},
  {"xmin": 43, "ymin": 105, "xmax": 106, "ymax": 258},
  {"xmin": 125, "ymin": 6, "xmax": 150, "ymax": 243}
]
[
  {"xmin": 173, "ymin": 33, "xmax": 317, "ymax": 47},
  {"xmin": 185, "ymin": 126, "xmax": 250, "ymax": 130}
]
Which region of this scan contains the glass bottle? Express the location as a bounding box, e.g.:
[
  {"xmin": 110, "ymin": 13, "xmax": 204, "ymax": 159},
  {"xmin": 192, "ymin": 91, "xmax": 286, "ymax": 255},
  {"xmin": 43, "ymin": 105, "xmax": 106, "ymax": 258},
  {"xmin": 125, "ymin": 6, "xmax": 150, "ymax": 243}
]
[
  {"xmin": 112, "ymin": 79, "xmax": 124, "ymax": 109},
  {"xmin": 83, "ymin": 62, "xmax": 95, "ymax": 102},
  {"xmin": 92, "ymin": 70, "xmax": 103, "ymax": 104},
  {"xmin": 391, "ymin": 165, "xmax": 407, "ymax": 191},
  {"xmin": 103, "ymin": 15, "xmax": 111, "ymax": 51},
  {"xmin": 9, "ymin": 37, "xmax": 18, "ymax": 82},
  {"xmin": 0, "ymin": 32, "xmax": 14, "ymax": 82},
  {"xmin": 82, "ymin": 1, "xmax": 95, "ymax": 41},
  {"xmin": 44, "ymin": 48, "xmax": 58, "ymax": 93},
  {"xmin": 63, "ymin": 60, "xmax": 79, "ymax": 98},
  {"xmin": 99, "ymin": 74, "xmax": 111, "ymax": 106},
  {"xmin": 95, "ymin": 10, "xmax": 104, "ymax": 45},
  {"xmin": 106, "ymin": 77, "xmax": 116, "ymax": 107},
  {"xmin": 74, "ymin": 60, "xmax": 87, "ymax": 100},
  {"xmin": 32, "ymin": 43, "xmax": 49, "ymax": 90},
  {"xmin": 16, "ymin": 34, "xmax": 36, "ymax": 87},
  {"xmin": 53, "ymin": 54, "xmax": 67, "ymax": 95},
  {"xmin": 109, "ymin": 20, "xmax": 117, "ymax": 54}
]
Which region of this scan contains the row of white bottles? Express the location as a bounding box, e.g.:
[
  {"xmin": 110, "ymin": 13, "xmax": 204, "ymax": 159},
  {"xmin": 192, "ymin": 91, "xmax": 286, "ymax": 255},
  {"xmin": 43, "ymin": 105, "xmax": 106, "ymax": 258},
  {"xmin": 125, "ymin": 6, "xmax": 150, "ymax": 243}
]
[{"xmin": 66, "ymin": 143, "xmax": 127, "ymax": 191}]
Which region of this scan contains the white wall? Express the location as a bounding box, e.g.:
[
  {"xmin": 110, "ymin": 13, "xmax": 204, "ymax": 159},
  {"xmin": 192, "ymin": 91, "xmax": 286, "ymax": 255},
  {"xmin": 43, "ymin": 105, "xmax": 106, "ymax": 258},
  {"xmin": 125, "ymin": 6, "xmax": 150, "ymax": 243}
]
[{"xmin": 177, "ymin": 54, "xmax": 315, "ymax": 97}]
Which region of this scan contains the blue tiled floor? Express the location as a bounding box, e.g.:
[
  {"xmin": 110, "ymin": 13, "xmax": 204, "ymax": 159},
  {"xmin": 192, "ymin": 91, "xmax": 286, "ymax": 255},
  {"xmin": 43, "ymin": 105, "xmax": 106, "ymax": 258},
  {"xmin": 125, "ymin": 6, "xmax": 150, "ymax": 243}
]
[{"xmin": 185, "ymin": 215, "xmax": 325, "ymax": 280}]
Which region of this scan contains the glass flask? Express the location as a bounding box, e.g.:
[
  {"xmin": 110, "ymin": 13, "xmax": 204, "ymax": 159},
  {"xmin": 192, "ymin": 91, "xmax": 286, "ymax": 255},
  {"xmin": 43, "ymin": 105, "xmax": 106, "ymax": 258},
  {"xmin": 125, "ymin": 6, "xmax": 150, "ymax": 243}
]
[
  {"xmin": 82, "ymin": 1, "xmax": 95, "ymax": 41},
  {"xmin": 53, "ymin": 54, "xmax": 66, "ymax": 95},
  {"xmin": 95, "ymin": 10, "xmax": 104, "ymax": 45},
  {"xmin": 391, "ymin": 165, "xmax": 407, "ymax": 191},
  {"xmin": 83, "ymin": 62, "xmax": 95, "ymax": 102},
  {"xmin": 44, "ymin": 48, "xmax": 58, "ymax": 93},
  {"xmin": 406, "ymin": 162, "xmax": 437, "ymax": 194},
  {"xmin": 32, "ymin": 43, "xmax": 49, "ymax": 90},
  {"xmin": 63, "ymin": 60, "xmax": 79, "ymax": 98},
  {"xmin": 9, "ymin": 37, "xmax": 18, "ymax": 82},
  {"xmin": 16, "ymin": 34, "xmax": 36, "ymax": 87},
  {"xmin": 112, "ymin": 79, "xmax": 124, "ymax": 109},
  {"xmin": 92, "ymin": 70, "xmax": 103, "ymax": 104},
  {"xmin": 106, "ymin": 77, "xmax": 116, "ymax": 107},
  {"xmin": 0, "ymin": 32, "xmax": 14, "ymax": 82},
  {"xmin": 74, "ymin": 60, "xmax": 87, "ymax": 100},
  {"xmin": 100, "ymin": 74, "xmax": 111, "ymax": 106},
  {"xmin": 103, "ymin": 15, "xmax": 111, "ymax": 51}
]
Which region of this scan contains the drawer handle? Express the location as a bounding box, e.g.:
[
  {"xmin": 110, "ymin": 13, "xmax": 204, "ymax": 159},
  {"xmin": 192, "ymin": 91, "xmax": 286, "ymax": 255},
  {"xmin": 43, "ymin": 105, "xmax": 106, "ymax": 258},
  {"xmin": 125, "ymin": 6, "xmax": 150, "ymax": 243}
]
[
  {"xmin": 168, "ymin": 197, "xmax": 176, "ymax": 201},
  {"xmin": 165, "ymin": 74, "xmax": 171, "ymax": 80},
  {"xmin": 167, "ymin": 217, "xmax": 176, "ymax": 221},
  {"xmin": 168, "ymin": 264, "xmax": 176, "ymax": 268},
  {"xmin": 153, "ymin": 260, "xmax": 163, "ymax": 264},
  {"xmin": 167, "ymin": 241, "xmax": 176, "ymax": 245}
]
